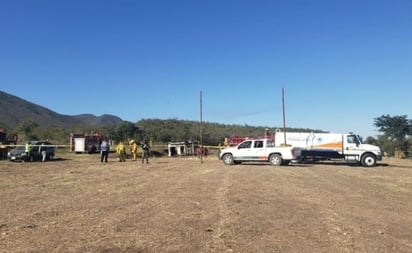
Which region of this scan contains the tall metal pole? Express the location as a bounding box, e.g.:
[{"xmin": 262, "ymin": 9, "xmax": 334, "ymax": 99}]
[
  {"xmin": 282, "ymin": 88, "xmax": 287, "ymax": 146},
  {"xmin": 199, "ymin": 91, "xmax": 203, "ymax": 163}
]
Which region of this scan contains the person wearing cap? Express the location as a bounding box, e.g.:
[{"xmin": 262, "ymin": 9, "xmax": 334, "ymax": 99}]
[{"xmin": 129, "ymin": 140, "xmax": 138, "ymax": 161}]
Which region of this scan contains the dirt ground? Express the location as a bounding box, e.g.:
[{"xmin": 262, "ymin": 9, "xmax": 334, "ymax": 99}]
[{"xmin": 1, "ymin": 153, "xmax": 412, "ymax": 253}]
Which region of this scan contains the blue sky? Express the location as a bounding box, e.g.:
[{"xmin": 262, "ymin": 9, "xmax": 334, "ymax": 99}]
[{"xmin": 1, "ymin": 0, "xmax": 411, "ymax": 138}]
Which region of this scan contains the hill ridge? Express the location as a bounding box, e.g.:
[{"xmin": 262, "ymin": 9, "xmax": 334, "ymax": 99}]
[{"xmin": 0, "ymin": 90, "xmax": 123, "ymax": 130}]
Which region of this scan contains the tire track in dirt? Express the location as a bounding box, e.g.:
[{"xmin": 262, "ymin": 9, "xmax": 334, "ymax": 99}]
[
  {"xmin": 208, "ymin": 167, "xmax": 235, "ymax": 253},
  {"xmin": 103, "ymin": 158, "xmax": 225, "ymax": 252}
]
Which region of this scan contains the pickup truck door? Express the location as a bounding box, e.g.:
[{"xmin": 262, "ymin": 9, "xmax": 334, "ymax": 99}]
[
  {"xmin": 252, "ymin": 140, "xmax": 265, "ymax": 160},
  {"xmin": 236, "ymin": 141, "xmax": 253, "ymax": 161}
]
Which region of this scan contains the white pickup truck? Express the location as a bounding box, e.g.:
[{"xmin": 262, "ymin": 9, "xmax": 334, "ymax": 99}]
[{"xmin": 218, "ymin": 138, "xmax": 301, "ymax": 166}]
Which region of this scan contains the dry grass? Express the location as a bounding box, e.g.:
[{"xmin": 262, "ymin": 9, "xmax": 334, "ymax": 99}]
[{"xmin": 1, "ymin": 155, "xmax": 412, "ymax": 252}]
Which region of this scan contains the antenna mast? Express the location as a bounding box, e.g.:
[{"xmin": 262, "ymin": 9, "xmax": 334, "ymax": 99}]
[
  {"xmin": 199, "ymin": 90, "xmax": 203, "ymax": 163},
  {"xmin": 282, "ymin": 88, "xmax": 287, "ymax": 145}
]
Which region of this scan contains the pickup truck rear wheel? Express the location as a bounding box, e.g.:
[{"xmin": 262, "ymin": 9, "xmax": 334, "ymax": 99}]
[
  {"xmin": 269, "ymin": 154, "xmax": 282, "ymax": 166},
  {"xmin": 361, "ymin": 154, "xmax": 377, "ymax": 167},
  {"xmin": 222, "ymin": 153, "xmax": 234, "ymax": 165}
]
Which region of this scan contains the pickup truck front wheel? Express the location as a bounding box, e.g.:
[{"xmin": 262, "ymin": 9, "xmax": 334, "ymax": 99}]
[
  {"xmin": 269, "ymin": 154, "xmax": 282, "ymax": 166},
  {"xmin": 222, "ymin": 154, "xmax": 234, "ymax": 165}
]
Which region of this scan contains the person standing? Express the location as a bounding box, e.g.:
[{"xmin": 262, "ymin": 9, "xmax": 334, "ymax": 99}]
[
  {"xmin": 100, "ymin": 139, "xmax": 109, "ymax": 163},
  {"xmin": 141, "ymin": 140, "xmax": 150, "ymax": 164},
  {"xmin": 24, "ymin": 142, "xmax": 32, "ymax": 162},
  {"xmin": 40, "ymin": 143, "xmax": 47, "ymax": 162},
  {"xmin": 116, "ymin": 141, "xmax": 126, "ymax": 162},
  {"xmin": 129, "ymin": 140, "xmax": 138, "ymax": 161}
]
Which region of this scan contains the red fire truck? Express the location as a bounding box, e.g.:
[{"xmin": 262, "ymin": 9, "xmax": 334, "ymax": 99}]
[
  {"xmin": 70, "ymin": 133, "xmax": 103, "ymax": 153},
  {"xmin": 0, "ymin": 129, "xmax": 18, "ymax": 159},
  {"xmin": 224, "ymin": 129, "xmax": 274, "ymax": 147}
]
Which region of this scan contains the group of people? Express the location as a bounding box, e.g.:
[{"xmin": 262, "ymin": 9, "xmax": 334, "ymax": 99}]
[{"xmin": 100, "ymin": 139, "xmax": 150, "ymax": 164}]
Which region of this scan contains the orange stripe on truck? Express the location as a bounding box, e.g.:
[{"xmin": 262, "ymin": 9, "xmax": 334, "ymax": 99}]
[{"xmin": 313, "ymin": 141, "xmax": 342, "ymax": 149}]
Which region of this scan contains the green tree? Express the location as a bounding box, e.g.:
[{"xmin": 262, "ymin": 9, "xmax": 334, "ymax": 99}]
[
  {"xmin": 374, "ymin": 114, "xmax": 410, "ymax": 157},
  {"xmin": 364, "ymin": 136, "xmax": 379, "ymax": 146},
  {"xmin": 15, "ymin": 120, "xmax": 39, "ymax": 141},
  {"xmin": 112, "ymin": 121, "xmax": 141, "ymax": 143}
]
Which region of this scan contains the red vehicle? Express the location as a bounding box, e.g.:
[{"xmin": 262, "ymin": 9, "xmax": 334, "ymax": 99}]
[
  {"xmin": 226, "ymin": 135, "xmax": 255, "ymax": 147},
  {"xmin": 70, "ymin": 133, "xmax": 103, "ymax": 153},
  {"xmin": 0, "ymin": 129, "xmax": 18, "ymax": 159},
  {"xmin": 225, "ymin": 129, "xmax": 274, "ymax": 147}
]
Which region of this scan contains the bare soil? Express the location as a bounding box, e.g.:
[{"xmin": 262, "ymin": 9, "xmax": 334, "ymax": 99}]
[{"xmin": 1, "ymin": 154, "xmax": 412, "ymax": 253}]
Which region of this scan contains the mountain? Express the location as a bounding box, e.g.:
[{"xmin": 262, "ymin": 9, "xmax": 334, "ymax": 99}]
[{"xmin": 0, "ymin": 91, "xmax": 123, "ymax": 130}]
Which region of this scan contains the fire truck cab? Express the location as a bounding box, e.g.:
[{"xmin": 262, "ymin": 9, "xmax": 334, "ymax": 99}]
[{"xmin": 0, "ymin": 129, "xmax": 18, "ymax": 159}]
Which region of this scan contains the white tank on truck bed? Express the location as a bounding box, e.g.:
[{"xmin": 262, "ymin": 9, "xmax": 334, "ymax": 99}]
[{"xmin": 275, "ymin": 132, "xmax": 346, "ymax": 150}]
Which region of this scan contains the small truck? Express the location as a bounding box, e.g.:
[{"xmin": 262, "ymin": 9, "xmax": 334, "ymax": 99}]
[{"xmin": 219, "ymin": 138, "xmax": 301, "ymax": 166}]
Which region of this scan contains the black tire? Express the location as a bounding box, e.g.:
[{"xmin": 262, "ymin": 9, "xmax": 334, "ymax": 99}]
[
  {"xmin": 222, "ymin": 153, "xmax": 234, "ymax": 165},
  {"xmin": 361, "ymin": 154, "xmax": 377, "ymax": 167},
  {"xmin": 269, "ymin": 154, "xmax": 282, "ymax": 166},
  {"xmin": 281, "ymin": 160, "xmax": 291, "ymax": 166},
  {"xmin": 0, "ymin": 149, "xmax": 7, "ymax": 160}
]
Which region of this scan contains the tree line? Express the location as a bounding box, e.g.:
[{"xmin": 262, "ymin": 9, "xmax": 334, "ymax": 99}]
[
  {"xmin": 11, "ymin": 118, "xmax": 323, "ymax": 146},
  {"xmin": 9, "ymin": 115, "xmax": 412, "ymax": 157}
]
